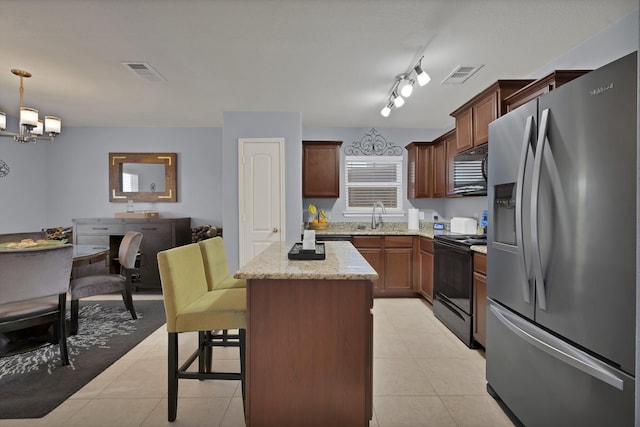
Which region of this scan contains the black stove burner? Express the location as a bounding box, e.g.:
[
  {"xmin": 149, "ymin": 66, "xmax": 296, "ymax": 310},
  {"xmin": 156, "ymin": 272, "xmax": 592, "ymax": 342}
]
[{"xmin": 434, "ymin": 234, "xmax": 487, "ymax": 247}]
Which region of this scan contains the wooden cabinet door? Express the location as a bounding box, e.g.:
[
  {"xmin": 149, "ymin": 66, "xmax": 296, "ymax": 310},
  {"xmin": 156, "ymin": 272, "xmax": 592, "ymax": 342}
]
[
  {"xmin": 406, "ymin": 142, "xmax": 432, "ymax": 199},
  {"xmin": 455, "ymin": 108, "xmax": 473, "ymax": 153},
  {"xmin": 384, "ymin": 236, "xmax": 414, "ymax": 293},
  {"xmin": 352, "ymin": 236, "xmax": 384, "ymax": 291},
  {"xmin": 445, "ymin": 133, "xmax": 457, "ymax": 197},
  {"xmin": 357, "ymin": 248, "xmax": 384, "ymax": 292},
  {"xmin": 473, "ymin": 271, "xmax": 487, "ymax": 347},
  {"xmin": 419, "ymin": 240, "xmax": 434, "ymax": 302},
  {"xmin": 385, "ymin": 248, "xmax": 413, "ymax": 292},
  {"xmin": 416, "ymin": 145, "xmax": 432, "ymax": 198},
  {"xmin": 302, "ymin": 141, "xmax": 342, "ymax": 198},
  {"xmin": 472, "ymin": 91, "xmax": 497, "ymax": 146},
  {"xmin": 407, "ymin": 143, "xmax": 416, "ymax": 198},
  {"xmin": 432, "ymin": 141, "xmax": 446, "ymax": 198}
]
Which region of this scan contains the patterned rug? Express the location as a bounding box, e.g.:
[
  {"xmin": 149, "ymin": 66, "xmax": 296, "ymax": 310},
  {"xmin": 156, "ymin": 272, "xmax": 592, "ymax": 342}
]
[{"xmin": 0, "ymin": 299, "xmax": 166, "ymax": 419}]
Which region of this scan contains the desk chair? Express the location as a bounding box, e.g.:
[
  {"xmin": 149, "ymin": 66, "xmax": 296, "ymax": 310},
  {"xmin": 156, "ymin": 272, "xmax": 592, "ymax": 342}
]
[
  {"xmin": 157, "ymin": 243, "xmax": 246, "ymax": 422},
  {"xmin": 69, "ymin": 231, "xmax": 142, "ymax": 335},
  {"xmin": 0, "ymin": 244, "xmax": 74, "ymax": 366}
]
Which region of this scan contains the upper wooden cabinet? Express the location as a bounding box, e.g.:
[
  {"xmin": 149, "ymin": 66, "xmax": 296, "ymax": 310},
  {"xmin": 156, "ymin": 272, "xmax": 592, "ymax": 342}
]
[
  {"xmin": 451, "ymin": 80, "xmax": 534, "ymax": 153},
  {"xmin": 405, "ymin": 142, "xmax": 433, "ymax": 199},
  {"xmin": 444, "ymin": 130, "xmax": 457, "ymax": 197},
  {"xmin": 505, "ymin": 70, "xmax": 591, "ymax": 112},
  {"xmin": 302, "ymin": 141, "xmax": 342, "ymax": 198}
]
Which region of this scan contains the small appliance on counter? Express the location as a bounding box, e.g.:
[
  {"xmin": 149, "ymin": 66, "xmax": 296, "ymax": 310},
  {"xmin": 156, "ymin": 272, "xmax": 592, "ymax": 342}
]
[
  {"xmin": 450, "ymin": 217, "xmax": 477, "ymax": 234},
  {"xmin": 407, "ymin": 208, "xmax": 420, "ymax": 231}
]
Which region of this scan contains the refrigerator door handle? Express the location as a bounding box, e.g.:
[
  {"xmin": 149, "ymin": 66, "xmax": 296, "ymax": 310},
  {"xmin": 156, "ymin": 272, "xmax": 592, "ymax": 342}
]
[
  {"xmin": 490, "ymin": 303, "xmax": 625, "ymax": 391},
  {"xmin": 531, "ymin": 108, "xmax": 549, "ymax": 310},
  {"xmin": 515, "ymin": 115, "xmax": 535, "ymax": 304}
]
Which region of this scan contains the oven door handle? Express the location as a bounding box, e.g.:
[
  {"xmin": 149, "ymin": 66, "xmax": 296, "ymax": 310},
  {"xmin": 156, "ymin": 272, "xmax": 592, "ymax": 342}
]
[
  {"xmin": 434, "ymin": 240, "xmax": 471, "ymax": 254},
  {"xmin": 515, "ymin": 115, "xmax": 535, "ymax": 304}
]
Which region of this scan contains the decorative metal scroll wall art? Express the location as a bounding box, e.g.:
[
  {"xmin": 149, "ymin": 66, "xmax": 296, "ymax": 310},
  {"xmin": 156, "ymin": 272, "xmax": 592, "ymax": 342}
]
[
  {"xmin": 344, "ymin": 128, "xmax": 403, "ymax": 156},
  {"xmin": 0, "ymin": 160, "xmax": 9, "ymax": 178}
]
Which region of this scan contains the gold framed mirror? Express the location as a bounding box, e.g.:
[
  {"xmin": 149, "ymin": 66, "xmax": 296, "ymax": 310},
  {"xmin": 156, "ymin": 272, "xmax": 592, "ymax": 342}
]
[{"xmin": 109, "ymin": 152, "xmax": 177, "ymax": 202}]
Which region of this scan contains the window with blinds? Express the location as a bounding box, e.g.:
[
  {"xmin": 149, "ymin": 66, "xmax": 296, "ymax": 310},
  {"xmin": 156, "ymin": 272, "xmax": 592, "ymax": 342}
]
[{"xmin": 345, "ymin": 156, "xmax": 403, "ymax": 213}]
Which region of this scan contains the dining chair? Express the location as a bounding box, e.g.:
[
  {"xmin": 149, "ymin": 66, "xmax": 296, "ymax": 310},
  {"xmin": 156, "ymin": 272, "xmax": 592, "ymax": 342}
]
[
  {"xmin": 0, "ymin": 244, "xmax": 74, "ymax": 366},
  {"xmin": 157, "ymin": 243, "xmax": 246, "ymax": 422},
  {"xmin": 68, "ymin": 231, "xmax": 143, "ymax": 335}
]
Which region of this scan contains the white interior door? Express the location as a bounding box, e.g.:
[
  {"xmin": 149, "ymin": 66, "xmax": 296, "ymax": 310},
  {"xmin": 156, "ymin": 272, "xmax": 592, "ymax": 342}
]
[{"xmin": 238, "ymin": 138, "xmax": 285, "ymax": 266}]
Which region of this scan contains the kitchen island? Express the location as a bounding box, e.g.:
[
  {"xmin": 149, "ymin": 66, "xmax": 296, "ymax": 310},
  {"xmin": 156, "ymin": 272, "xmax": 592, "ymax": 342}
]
[{"xmin": 234, "ymin": 241, "xmax": 378, "ymax": 427}]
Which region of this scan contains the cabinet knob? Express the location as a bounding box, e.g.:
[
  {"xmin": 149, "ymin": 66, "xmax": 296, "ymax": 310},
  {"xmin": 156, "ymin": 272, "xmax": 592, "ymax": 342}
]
[{"xmin": 273, "ymin": 227, "xmax": 279, "ymax": 233}]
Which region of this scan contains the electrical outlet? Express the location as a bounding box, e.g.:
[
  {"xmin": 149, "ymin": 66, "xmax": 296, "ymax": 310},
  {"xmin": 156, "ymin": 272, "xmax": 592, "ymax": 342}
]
[{"xmin": 419, "ymin": 211, "xmax": 425, "ymax": 220}]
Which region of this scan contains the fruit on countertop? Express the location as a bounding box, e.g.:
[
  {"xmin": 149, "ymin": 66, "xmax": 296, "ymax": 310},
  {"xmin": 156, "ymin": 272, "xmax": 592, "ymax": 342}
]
[{"xmin": 308, "ymin": 204, "xmax": 317, "ymax": 215}]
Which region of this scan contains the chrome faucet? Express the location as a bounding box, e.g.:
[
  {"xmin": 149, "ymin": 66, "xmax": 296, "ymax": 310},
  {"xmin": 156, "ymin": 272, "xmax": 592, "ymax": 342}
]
[{"xmin": 371, "ymin": 201, "xmax": 386, "ymax": 229}]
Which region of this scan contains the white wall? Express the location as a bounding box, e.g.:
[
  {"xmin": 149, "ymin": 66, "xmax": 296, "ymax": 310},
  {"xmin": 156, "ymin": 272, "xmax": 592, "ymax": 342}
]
[
  {"xmin": 302, "ymin": 126, "xmax": 446, "ymax": 223},
  {"xmin": 222, "ymin": 112, "xmax": 302, "ymax": 271},
  {"xmin": 0, "ymin": 114, "xmax": 48, "ymax": 233},
  {"xmin": 0, "ymin": 125, "xmax": 224, "ymax": 234}
]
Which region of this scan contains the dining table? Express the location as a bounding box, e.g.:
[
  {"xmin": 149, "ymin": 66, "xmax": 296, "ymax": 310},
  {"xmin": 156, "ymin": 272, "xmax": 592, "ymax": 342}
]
[
  {"xmin": 71, "ymin": 244, "xmax": 109, "ymax": 276},
  {"xmin": 0, "ymin": 244, "xmax": 110, "ymax": 356}
]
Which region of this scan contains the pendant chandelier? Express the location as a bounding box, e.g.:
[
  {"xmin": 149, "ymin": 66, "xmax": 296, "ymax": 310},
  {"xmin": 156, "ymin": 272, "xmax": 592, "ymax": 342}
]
[{"xmin": 0, "ymin": 69, "xmax": 61, "ymax": 143}]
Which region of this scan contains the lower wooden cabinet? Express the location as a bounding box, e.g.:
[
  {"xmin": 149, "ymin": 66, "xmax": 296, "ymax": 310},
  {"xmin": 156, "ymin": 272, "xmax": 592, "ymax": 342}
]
[
  {"xmin": 352, "ymin": 235, "xmax": 416, "ymax": 297},
  {"xmin": 418, "ymin": 237, "xmax": 434, "ymax": 303},
  {"xmin": 473, "ymin": 252, "xmax": 487, "ymax": 347}
]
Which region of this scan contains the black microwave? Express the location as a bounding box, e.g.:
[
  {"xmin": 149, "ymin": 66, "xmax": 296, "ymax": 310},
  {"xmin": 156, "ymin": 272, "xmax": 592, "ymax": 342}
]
[{"xmin": 453, "ymin": 145, "xmax": 488, "ymax": 196}]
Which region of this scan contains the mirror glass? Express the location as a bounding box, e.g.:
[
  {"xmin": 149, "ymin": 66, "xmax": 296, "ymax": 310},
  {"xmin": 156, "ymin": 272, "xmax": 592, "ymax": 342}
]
[
  {"xmin": 109, "ymin": 152, "xmax": 177, "ymax": 202},
  {"xmin": 121, "ymin": 163, "xmax": 166, "ymax": 192}
]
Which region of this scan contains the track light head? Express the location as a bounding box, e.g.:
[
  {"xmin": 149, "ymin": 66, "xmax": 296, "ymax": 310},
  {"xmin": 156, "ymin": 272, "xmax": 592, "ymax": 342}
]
[
  {"xmin": 414, "ymin": 61, "xmax": 431, "ymax": 86},
  {"xmin": 380, "ymin": 102, "xmax": 392, "ymax": 117},
  {"xmin": 400, "ymin": 79, "xmax": 414, "ymax": 98},
  {"xmin": 392, "ymin": 91, "xmax": 405, "ymax": 108}
]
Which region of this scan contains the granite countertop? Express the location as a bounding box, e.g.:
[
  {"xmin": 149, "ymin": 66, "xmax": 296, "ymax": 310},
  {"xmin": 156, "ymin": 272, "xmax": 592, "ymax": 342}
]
[
  {"xmin": 305, "ymin": 222, "xmax": 487, "ymax": 254},
  {"xmin": 234, "ymin": 241, "xmax": 379, "ymax": 281}
]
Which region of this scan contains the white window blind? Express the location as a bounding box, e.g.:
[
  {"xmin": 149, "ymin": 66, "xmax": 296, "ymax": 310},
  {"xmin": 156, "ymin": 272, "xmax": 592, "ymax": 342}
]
[{"xmin": 345, "ymin": 156, "xmax": 403, "ymax": 214}]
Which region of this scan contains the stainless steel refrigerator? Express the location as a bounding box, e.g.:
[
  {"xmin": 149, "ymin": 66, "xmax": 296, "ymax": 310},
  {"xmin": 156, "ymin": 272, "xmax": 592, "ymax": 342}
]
[{"xmin": 486, "ymin": 51, "xmax": 636, "ymax": 426}]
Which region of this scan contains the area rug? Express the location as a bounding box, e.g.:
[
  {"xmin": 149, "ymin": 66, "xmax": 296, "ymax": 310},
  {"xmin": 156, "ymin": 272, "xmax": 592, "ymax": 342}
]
[{"xmin": 0, "ymin": 299, "xmax": 166, "ymax": 419}]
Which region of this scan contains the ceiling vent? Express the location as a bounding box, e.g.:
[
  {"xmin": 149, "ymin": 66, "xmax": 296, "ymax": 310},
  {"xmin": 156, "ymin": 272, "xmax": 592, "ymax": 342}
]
[
  {"xmin": 121, "ymin": 62, "xmax": 166, "ymax": 82},
  {"xmin": 441, "ymin": 64, "xmax": 484, "ymax": 84}
]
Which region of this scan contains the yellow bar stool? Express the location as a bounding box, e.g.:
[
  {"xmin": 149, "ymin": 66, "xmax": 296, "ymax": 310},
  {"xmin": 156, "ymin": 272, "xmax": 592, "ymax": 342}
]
[
  {"xmin": 198, "ymin": 237, "xmax": 246, "ymax": 346},
  {"xmin": 198, "ymin": 237, "xmax": 246, "ymax": 290},
  {"xmin": 157, "ymin": 243, "xmax": 246, "ymax": 422}
]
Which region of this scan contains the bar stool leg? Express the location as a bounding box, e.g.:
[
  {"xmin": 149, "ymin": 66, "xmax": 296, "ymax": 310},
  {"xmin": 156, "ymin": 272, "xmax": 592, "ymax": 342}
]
[{"xmin": 168, "ymin": 332, "xmax": 179, "ymax": 422}]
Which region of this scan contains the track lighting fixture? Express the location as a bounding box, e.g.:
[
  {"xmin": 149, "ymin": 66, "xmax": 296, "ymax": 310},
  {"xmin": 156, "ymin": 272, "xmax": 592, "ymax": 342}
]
[
  {"xmin": 380, "ymin": 102, "xmax": 392, "ymax": 118},
  {"xmin": 392, "ymin": 90, "xmax": 405, "ymax": 108},
  {"xmin": 380, "ymin": 56, "xmax": 430, "ymax": 117},
  {"xmin": 414, "ymin": 58, "xmax": 431, "ymax": 87},
  {"xmin": 400, "ymin": 78, "xmax": 414, "ymax": 98}
]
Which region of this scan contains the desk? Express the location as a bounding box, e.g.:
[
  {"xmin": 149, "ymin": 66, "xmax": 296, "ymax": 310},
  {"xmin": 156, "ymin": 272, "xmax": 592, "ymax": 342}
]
[{"xmin": 235, "ymin": 241, "xmax": 377, "ymax": 427}]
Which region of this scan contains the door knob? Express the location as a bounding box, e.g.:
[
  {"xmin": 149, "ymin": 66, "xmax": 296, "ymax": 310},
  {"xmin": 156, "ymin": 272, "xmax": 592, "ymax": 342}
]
[{"xmin": 273, "ymin": 227, "xmax": 279, "ymax": 233}]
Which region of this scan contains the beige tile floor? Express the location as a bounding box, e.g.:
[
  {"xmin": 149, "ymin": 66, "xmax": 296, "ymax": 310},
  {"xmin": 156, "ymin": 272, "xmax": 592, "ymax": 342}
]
[{"xmin": 0, "ymin": 296, "xmax": 514, "ymax": 427}]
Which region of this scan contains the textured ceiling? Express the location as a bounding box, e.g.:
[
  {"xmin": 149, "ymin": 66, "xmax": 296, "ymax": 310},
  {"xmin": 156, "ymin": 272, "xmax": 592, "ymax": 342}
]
[{"xmin": 0, "ymin": 0, "xmax": 636, "ymax": 130}]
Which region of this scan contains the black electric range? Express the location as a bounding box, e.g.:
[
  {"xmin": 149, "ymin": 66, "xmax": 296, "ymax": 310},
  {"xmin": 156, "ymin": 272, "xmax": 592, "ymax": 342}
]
[
  {"xmin": 433, "ymin": 233, "xmax": 487, "ymax": 248},
  {"xmin": 433, "ymin": 233, "xmax": 486, "ymax": 347}
]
